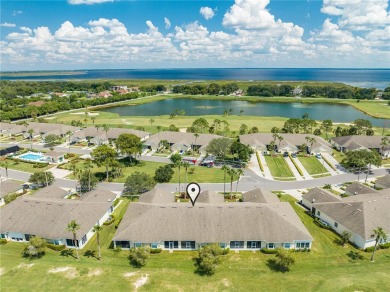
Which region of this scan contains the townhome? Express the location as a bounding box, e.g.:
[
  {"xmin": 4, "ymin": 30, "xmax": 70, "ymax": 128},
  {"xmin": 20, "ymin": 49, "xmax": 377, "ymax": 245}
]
[{"xmin": 331, "ymin": 135, "xmax": 390, "ymax": 158}]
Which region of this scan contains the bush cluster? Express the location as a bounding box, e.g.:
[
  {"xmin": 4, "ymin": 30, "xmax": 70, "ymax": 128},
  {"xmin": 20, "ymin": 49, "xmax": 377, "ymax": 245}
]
[
  {"xmin": 103, "ymin": 215, "xmax": 116, "ymax": 226},
  {"xmin": 150, "ymin": 248, "xmax": 162, "ymax": 254},
  {"xmin": 46, "ymin": 244, "xmax": 66, "ymax": 251},
  {"xmin": 0, "ymin": 238, "xmax": 8, "ymax": 245},
  {"xmin": 365, "ymin": 243, "xmax": 390, "ymax": 252},
  {"xmin": 261, "ymin": 248, "xmax": 278, "ymax": 254}
]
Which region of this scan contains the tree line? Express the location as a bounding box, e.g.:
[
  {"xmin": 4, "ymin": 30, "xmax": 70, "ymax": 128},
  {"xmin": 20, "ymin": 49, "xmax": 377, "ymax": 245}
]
[{"xmin": 172, "ymin": 83, "xmax": 239, "ymax": 95}]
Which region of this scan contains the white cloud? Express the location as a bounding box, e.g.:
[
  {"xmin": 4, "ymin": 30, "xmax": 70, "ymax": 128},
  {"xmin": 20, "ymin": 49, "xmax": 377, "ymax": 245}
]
[
  {"xmin": 68, "ymin": 0, "xmax": 113, "ymax": 5},
  {"xmin": 0, "ymin": 23, "xmax": 16, "ymax": 27},
  {"xmin": 200, "ymin": 7, "xmax": 215, "ymax": 20},
  {"xmin": 164, "ymin": 17, "xmax": 171, "ymax": 29},
  {"xmin": 12, "ymin": 10, "xmax": 23, "ymax": 16}
]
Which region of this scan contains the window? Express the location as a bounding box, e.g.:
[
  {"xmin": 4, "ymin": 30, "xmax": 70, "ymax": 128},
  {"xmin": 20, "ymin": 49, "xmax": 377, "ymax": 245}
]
[
  {"xmin": 219, "ymin": 243, "xmax": 226, "ymax": 249},
  {"xmin": 334, "ymin": 222, "xmax": 338, "ymax": 228},
  {"xmin": 25, "ymin": 234, "xmax": 31, "ymax": 241},
  {"xmin": 305, "ymin": 242, "xmax": 310, "ymax": 248},
  {"xmin": 116, "ymin": 241, "xmax": 130, "ymax": 249},
  {"xmin": 134, "ymin": 242, "xmax": 142, "ymax": 248},
  {"xmin": 317, "ymin": 211, "xmax": 321, "ymax": 216},
  {"xmin": 66, "ymin": 239, "xmax": 79, "ymax": 247},
  {"xmin": 151, "ymin": 243, "xmax": 158, "ymax": 249},
  {"xmin": 230, "ymin": 241, "xmax": 244, "ymax": 249},
  {"xmin": 181, "ymin": 241, "xmax": 195, "ymax": 249},
  {"xmin": 81, "ymin": 235, "xmax": 87, "ymax": 245},
  {"xmin": 0, "ymin": 234, "xmax": 6, "ymax": 239},
  {"xmin": 268, "ymin": 243, "xmax": 275, "ymax": 249},
  {"xmin": 247, "ymin": 241, "xmax": 261, "ymax": 249},
  {"xmin": 164, "ymin": 241, "xmax": 179, "ymax": 249},
  {"xmin": 296, "ymin": 242, "xmax": 301, "ymax": 248},
  {"xmin": 284, "ymin": 243, "xmax": 291, "ymax": 249}
]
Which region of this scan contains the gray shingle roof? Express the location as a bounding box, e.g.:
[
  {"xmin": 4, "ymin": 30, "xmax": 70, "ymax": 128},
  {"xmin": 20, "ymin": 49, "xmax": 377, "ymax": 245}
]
[
  {"xmin": 331, "ymin": 135, "xmax": 390, "ymax": 151},
  {"xmin": 375, "ymin": 174, "xmax": 390, "ymax": 189},
  {"xmin": 242, "ymin": 188, "xmax": 280, "ymax": 204},
  {"xmin": 80, "ymin": 189, "xmax": 118, "ymax": 203},
  {"xmin": 32, "ymin": 185, "xmax": 70, "ymax": 199},
  {"xmin": 0, "ymin": 196, "xmax": 112, "ymax": 239},
  {"xmin": 196, "ymin": 190, "xmax": 225, "ymax": 204},
  {"xmin": 345, "ymin": 182, "xmax": 378, "ymax": 195},
  {"xmin": 302, "ymin": 187, "xmax": 342, "ymax": 204},
  {"xmin": 146, "ymin": 131, "xmax": 222, "ymax": 147},
  {"xmin": 313, "ymin": 191, "xmax": 390, "ymax": 240},
  {"xmin": 44, "ymin": 150, "xmax": 65, "ymax": 158},
  {"xmin": 138, "ymin": 188, "xmax": 174, "ymax": 204},
  {"xmin": 0, "ymin": 180, "xmax": 22, "ymax": 198}
]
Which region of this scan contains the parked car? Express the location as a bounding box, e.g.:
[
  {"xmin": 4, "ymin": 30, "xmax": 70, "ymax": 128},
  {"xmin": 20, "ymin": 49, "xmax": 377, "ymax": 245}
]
[
  {"xmin": 291, "ymin": 153, "xmax": 297, "ymax": 158},
  {"xmin": 318, "ymin": 219, "xmax": 329, "ymax": 227},
  {"xmin": 315, "ymin": 154, "xmax": 322, "ymax": 159},
  {"xmin": 283, "ymin": 152, "xmax": 289, "ymax": 157}
]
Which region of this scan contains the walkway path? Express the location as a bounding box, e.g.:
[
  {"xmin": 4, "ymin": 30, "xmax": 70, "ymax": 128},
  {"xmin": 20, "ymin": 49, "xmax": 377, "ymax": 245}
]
[
  {"xmin": 247, "ymin": 153, "xmax": 264, "ymax": 178},
  {"xmin": 256, "ymin": 152, "xmax": 273, "ymax": 180},
  {"xmin": 318, "ymin": 157, "xmax": 338, "ymax": 175},
  {"xmin": 283, "ymin": 157, "xmax": 304, "ymax": 181},
  {"xmin": 291, "ymin": 157, "xmax": 313, "ymax": 179},
  {"xmin": 322, "ymin": 153, "xmax": 346, "ymax": 174}
]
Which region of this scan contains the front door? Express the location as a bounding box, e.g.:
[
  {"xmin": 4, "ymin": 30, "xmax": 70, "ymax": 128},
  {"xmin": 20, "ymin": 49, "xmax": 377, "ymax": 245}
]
[
  {"xmin": 169, "ymin": 241, "xmax": 174, "ymax": 249},
  {"xmin": 251, "ymin": 241, "xmax": 257, "ymax": 249},
  {"xmin": 186, "ymin": 241, "xmax": 191, "ymax": 249}
]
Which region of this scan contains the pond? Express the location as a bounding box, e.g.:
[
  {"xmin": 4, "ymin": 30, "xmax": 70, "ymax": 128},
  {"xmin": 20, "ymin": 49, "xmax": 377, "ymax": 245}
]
[{"xmin": 100, "ymin": 98, "xmax": 386, "ymax": 126}]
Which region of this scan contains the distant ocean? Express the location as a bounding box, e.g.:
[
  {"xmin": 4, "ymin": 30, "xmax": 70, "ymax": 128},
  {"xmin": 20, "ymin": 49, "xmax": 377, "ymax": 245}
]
[{"xmin": 2, "ymin": 68, "xmax": 389, "ymax": 89}]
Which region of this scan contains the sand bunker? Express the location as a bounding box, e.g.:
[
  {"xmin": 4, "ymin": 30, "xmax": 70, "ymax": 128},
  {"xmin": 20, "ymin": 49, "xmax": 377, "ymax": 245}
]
[
  {"xmin": 48, "ymin": 266, "xmax": 77, "ymax": 279},
  {"xmin": 18, "ymin": 263, "xmax": 35, "ymax": 269},
  {"xmin": 87, "ymin": 269, "xmax": 103, "ymax": 277},
  {"xmin": 0, "ymin": 267, "xmax": 5, "ymax": 276},
  {"xmin": 123, "ymin": 272, "xmax": 137, "ymax": 277},
  {"xmin": 134, "ymin": 274, "xmax": 148, "ymax": 289}
]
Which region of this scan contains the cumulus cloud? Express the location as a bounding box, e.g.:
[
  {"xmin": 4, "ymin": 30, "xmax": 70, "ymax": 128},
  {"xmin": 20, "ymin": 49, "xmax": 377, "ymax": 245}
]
[
  {"xmin": 164, "ymin": 17, "xmax": 171, "ymax": 29},
  {"xmin": 200, "ymin": 7, "xmax": 215, "ymax": 20},
  {"xmin": 68, "ymin": 0, "xmax": 113, "ymax": 5},
  {"xmin": 0, "ymin": 23, "xmax": 16, "ymax": 27}
]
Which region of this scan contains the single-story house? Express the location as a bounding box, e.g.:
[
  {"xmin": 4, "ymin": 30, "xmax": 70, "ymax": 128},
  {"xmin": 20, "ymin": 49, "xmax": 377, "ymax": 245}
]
[
  {"xmin": 0, "ymin": 189, "xmax": 118, "ymax": 248},
  {"xmin": 44, "ymin": 151, "xmax": 66, "ymax": 164},
  {"xmin": 301, "ymin": 187, "xmax": 341, "ymax": 211},
  {"xmin": 32, "ymin": 185, "xmax": 71, "ymax": 199},
  {"xmin": 0, "ymin": 180, "xmax": 23, "ymax": 205},
  {"xmin": 113, "ymin": 188, "xmax": 313, "ymax": 250},
  {"xmin": 375, "ymin": 174, "xmax": 390, "ymax": 189},
  {"xmin": 242, "ymin": 188, "xmax": 280, "ymax": 204},
  {"xmin": 311, "ymin": 190, "xmax": 390, "ymax": 249},
  {"xmin": 331, "ymin": 136, "xmax": 390, "ymax": 158},
  {"xmin": 239, "ymin": 133, "xmax": 332, "ymax": 155},
  {"xmin": 79, "ymin": 127, "xmax": 150, "ymax": 145},
  {"xmin": 344, "ymin": 182, "xmax": 378, "ymax": 196},
  {"xmin": 144, "ymin": 131, "xmax": 221, "ymax": 152}
]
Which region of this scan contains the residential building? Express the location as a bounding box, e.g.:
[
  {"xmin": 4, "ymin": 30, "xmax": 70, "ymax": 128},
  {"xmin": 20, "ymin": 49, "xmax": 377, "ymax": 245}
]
[
  {"xmin": 0, "ymin": 189, "xmax": 118, "ymax": 248},
  {"xmin": 331, "ymin": 136, "xmax": 390, "ymax": 158},
  {"xmin": 239, "ymin": 133, "xmax": 332, "ymax": 154},
  {"xmin": 0, "ymin": 180, "xmax": 23, "ymax": 205},
  {"xmin": 43, "ymin": 151, "xmax": 66, "ymax": 164},
  {"xmin": 311, "ymin": 190, "xmax": 390, "ymax": 249},
  {"xmin": 301, "ymin": 187, "xmax": 342, "ymax": 211},
  {"xmin": 113, "ymin": 188, "xmax": 313, "ymax": 250},
  {"xmin": 375, "ymin": 174, "xmax": 390, "ymax": 189},
  {"xmin": 344, "ymin": 182, "xmax": 378, "ymax": 196}
]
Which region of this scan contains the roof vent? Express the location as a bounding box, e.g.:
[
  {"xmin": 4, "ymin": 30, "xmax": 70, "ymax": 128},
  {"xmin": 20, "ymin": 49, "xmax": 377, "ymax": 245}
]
[{"xmin": 357, "ymin": 209, "xmax": 362, "ymax": 212}]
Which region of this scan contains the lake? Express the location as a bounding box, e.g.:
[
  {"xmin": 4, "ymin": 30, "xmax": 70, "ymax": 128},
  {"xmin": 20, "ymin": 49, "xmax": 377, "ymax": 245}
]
[{"xmin": 100, "ymin": 98, "xmax": 387, "ymax": 127}]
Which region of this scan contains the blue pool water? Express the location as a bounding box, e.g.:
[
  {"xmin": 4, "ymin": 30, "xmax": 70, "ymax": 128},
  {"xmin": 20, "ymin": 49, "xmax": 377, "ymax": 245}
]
[{"xmin": 19, "ymin": 153, "xmax": 45, "ymax": 162}]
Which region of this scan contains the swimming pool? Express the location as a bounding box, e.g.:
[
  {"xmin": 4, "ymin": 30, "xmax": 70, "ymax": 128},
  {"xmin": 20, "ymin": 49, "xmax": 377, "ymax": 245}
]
[{"xmin": 18, "ymin": 152, "xmax": 47, "ymax": 163}]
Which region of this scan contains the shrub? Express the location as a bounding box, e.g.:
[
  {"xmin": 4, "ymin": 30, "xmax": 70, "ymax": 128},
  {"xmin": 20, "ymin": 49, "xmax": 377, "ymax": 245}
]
[
  {"xmin": 221, "ymin": 248, "xmax": 230, "ymax": 255},
  {"xmin": 274, "ymin": 248, "xmax": 296, "ymax": 272},
  {"xmin": 313, "ymin": 218, "xmax": 332, "ymax": 230},
  {"xmin": 46, "ymin": 244, "xmax": 66, "ymax": 251},
  {"xmin": 115, "ymin": 218, "xmax": 122, "ymax": 229},
  {"xmin": 129, "ymin": 247, "xmax": 150, "ymax": 267},
  {"xmin": 0, "ymin": 238, "xmax": 8, "ymax": 245},
  {"xmin": 380, "ymin": 242, "xmax": 390, "ymax": 249},
  {"xmin": 150, "ymin": 248, "xmax": 162, "ymax": 254},
  {"xmin": 64, "ymin": 153, "xmax": 75, "ymax": 159},
  {"xmin": 288, "ymin": 153, "xmax": 304, "ymax": 176},
  {"xmin": 103, "ymin": 215, "xmax": 115, "ymax": 226},
  {"xmin": 22, "ymin": 236, "xmax": 46, "ymax": 259},
  {"xmin": 193, "ymin": 244, "xmax": 223, "ymax": 276},
  {"xmin": 364, "ymin": 246, "xmax": 375, "ymax": 253},
  {"xmin": 256, "ymin": 151, "xmax": 264, "ymax": 172},
  {"xmin": 113, "ymin": 198, "xmax": 120, "ymax": 207},
  {"xmin": 261, "ymin": 248, "xmax": 278, "ymax": 254}
]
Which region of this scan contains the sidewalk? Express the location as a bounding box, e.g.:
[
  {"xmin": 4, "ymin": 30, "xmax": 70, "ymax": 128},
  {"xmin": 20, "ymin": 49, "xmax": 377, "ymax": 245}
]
[
  {"xmin": 291, "ymin": 157, "xmax": 313, "ymax": 179},
  {"xmin": 322, "ymin": 153, "xmax": 346, "ymax": 174},
  {"xmin": 257, "ymin": 152, "xmax": 273, "ymax": 180},
  {"xmin": 318, "ymin": 157, "xmax": 338, "ymax": 175},
  {"xmin": 284, "ymin": 157, "xmax": 304, "ymax": 181},
  {"xmin": 248, "ymin": 153, "xmax": 265, "ymax": 178}
]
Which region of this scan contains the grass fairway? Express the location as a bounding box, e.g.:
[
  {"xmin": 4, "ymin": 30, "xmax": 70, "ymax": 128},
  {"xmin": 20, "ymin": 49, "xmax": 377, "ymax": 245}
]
[
  {"xmin": 298, "ymin": 156, "xmax": 328, "ymax": 175},
  {"xmin": 60, "ymin": 159, "xmax": 225, "ymax": 183},
  {"xmin": 1, "ymin": 195, "xmax": 390, "ymax": 291},
  {"xmin": 264, "ymin": 155, "xmax": 295, "ymax": 179}
]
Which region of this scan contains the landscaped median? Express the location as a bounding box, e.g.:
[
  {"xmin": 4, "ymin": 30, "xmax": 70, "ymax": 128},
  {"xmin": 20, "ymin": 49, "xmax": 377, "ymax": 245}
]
[
  {"xmin": 297, "ymin": 156, "xmax": 329, "ymax": 176},
  {"xmin": 264, "ymin": 155, "xmax": 295, "ymax": 181}
]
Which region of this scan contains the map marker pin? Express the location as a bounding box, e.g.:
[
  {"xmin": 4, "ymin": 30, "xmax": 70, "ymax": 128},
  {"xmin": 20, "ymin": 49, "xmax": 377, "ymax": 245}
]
[{"xmin": 186, "ymin": 182, "xmax": 201, "ymax": 206}]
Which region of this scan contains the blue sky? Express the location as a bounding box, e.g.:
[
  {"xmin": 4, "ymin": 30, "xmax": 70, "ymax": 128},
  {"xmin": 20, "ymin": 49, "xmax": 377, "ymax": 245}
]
[{"xmin": 1, "ymin": 0, "xmax": 389, "ymax": 70}]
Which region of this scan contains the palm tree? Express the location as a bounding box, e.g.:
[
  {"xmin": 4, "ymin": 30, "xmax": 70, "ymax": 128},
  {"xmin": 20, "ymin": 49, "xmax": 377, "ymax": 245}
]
[
  {"xmin": 84, "ymin": 117, "xmax": 88, "ymax": 127},
  {"xmin": 380, "ymin": 137, "xmax": 389, "ymax": 158},
  {"xmin": 301, "ymin": 143, "xmax": 307, "ymax": 156},
  {"xmin": 84, "ymin": 159, "xmax": 93, "ymax": 192},
  {"xmin": 102, "ymin": 124, "xmax": 109, "ymax": 142},
  {"xmin": 28, "ymin": 129, "xmax": 34, "ymax": 150},
  {"xmin": 149, "ymin": 118, "xmax": 155, "ymax": 127},
  {"xmin": 240, "ymin": 110, "xmax": 244, "ymax": 116},
  {"xmin": 183, "ymin": 162, "xmax": 190, "ymax": 198},
  {"xmin": 221, "ymin": 164, "xmax": 229, "ymax": 195},
  {"xmin": 277, "ymin": 135, "xmax": 284, "ymax": 153},
  {"xmin": 95, "ymin": 124, "xmax": 101, "ymax": 135},
  {"xmin": 66, "ymin": 130, "xmax": 73, "ymax": 154},
  {"xmin": 170, "ymin": 154, "xmax": 182, "ymax": 194},
  {"xmin": 2, "ymin": 161, "xmax": 9, "ymax": 177},
  {"xmin": 370, "ymin": 227, "xmax": 387, "ymax": 262},
  {"xmin": 193, "ymin": 133, "xmax": 199, "ymax": 152},
  {"xmin": 93, "ymin": 224, "xmax": 103, "ymax": 260},
  {"xmin": 269, "ymin": 141, "xmax": 276, "ymax": 156},
  {"xmin": 235, "ymin": 169, "xmax": 244, "ymax": 193},
  {"xmin": 226, "ymin": 167, "xmax": 236, "ymax": 200},
  {"xmin": 67, "ymin": 220, "xmax": 80, "ymax": 259},
  {"xmin": 69, "ymin": 163, "xmax": 79, "ymax": 192},
  {"xmin": 91, "ymin": 116, "xmax": 96, "ymax": 124}
]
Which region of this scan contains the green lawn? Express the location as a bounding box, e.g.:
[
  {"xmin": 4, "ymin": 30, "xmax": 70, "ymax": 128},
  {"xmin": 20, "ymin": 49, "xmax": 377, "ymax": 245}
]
[
  {"xmin": 298, "ymin": 156, "xmax": 329, "ymax": 175},
  {"xmin": 264, "ymin": 155, "xmax": 295, "ymax": 179},
  {"xmin": 2, "ymin": 158, "xmax": 55, "ymax": 173},
  {"xmin": 60, "ymin": 159, "xmax": 225, "ymax": 183},
  {"xmin": 1, "ymin": 194, "xmax": 390, "ymax": 291}
]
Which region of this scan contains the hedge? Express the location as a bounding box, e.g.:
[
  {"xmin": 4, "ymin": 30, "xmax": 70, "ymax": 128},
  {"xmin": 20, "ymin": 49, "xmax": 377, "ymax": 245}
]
[
  {"xmin": 150, "ymin": 248, "xmax": 162, "ymax": 254},
  {"xmin": 365, "ymin": 242, "xmax": 390, "ymax": 252},
  {"xmin": 103, "ymin": 215, "xmax": 116, "ymax": 226},
  {"xmin": 261, "ymin": 248, "xmax": 278, "ymax": 254},
  {"xmin": 221, "ymin": 248, "xmax": 230, "ymax": 255},
  {"xmin": 114, "ymin": 218, "xmax": 122, "ymax": 229},
  {"xmin": 47, "ymin": 244, "xmax": 66, "ymax": 251},
  {"xmin": 256, "ymin": 151, "xmax": 264, "ymax": 172},
  {"xmin": 0, "ymin": 238, "xmax": 8, "ymax": 245},
  {"xmin": 288, "ymin": 154, "xmax": 304, "ymax": 176}
]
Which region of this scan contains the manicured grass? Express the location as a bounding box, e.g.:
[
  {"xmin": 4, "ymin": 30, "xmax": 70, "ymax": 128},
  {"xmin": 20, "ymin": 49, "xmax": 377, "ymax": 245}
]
[
  {"xmin": 2, "ymin": 158, "xmax": 55, "ymax": 173},
  {"xmin": 298, "ymin": 156, "xmax": 329, "ymax": 175},
  {"xmin": 1, "ymin": 194, "xmax": 390, "ymax": 291},
  {"xmin": 60, "ymin": 159, "xmax": 225, "ymax": 183},
  {"xmin": 332, "ymin": 149, "xmax": 347, "ymax": 163},
  {"xmin": 264, "ymin": 155, "xmax": 294, "ymax": 178}
]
